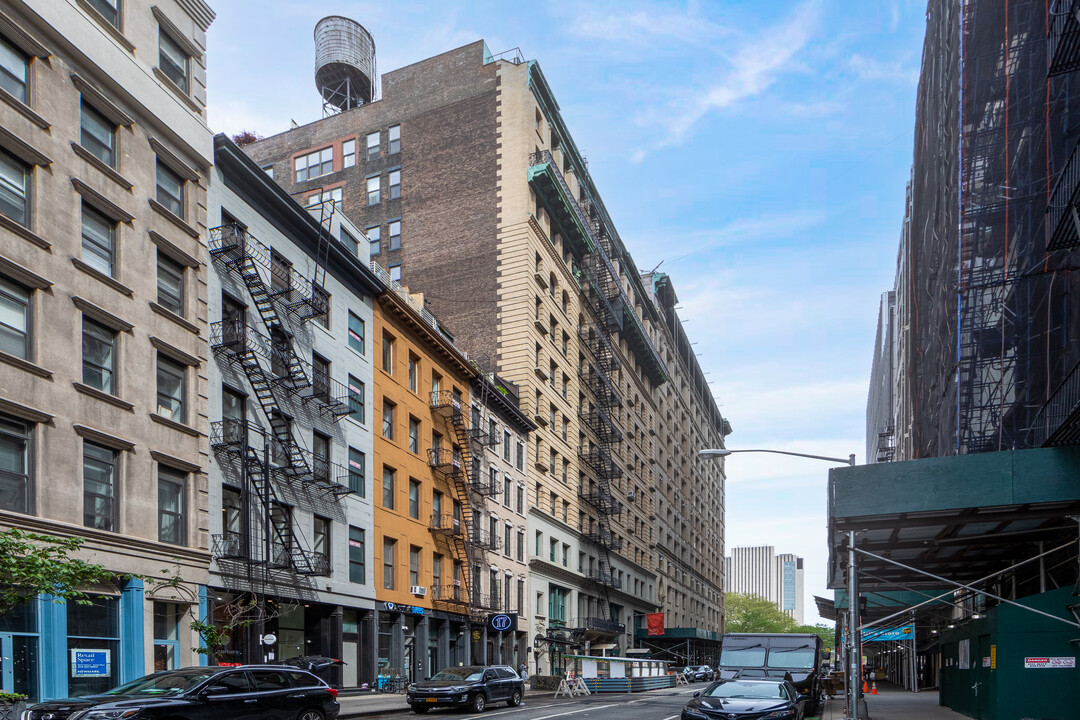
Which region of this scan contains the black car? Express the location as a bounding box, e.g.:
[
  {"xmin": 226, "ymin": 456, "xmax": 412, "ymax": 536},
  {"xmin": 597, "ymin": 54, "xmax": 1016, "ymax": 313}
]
[
  {"xmin": 689, "ymin": 666, "xmax": 715, "ymax": 682},
  {"xmin": 405, "ymin": 665, "xmax": 523, "ymax": 713},
  {"xmin": 680, "ymin": 678, "xmax": 806, "ymax": 720},
  {"xmin": 23, "ymin": 666, "xmax": 339, "ymax": 720}
]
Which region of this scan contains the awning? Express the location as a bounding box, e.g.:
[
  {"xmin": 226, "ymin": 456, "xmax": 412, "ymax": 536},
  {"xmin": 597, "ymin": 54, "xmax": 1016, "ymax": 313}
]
[{"xmin": 591, "ymin": 643, "xmax": 617, "ymax": 650}]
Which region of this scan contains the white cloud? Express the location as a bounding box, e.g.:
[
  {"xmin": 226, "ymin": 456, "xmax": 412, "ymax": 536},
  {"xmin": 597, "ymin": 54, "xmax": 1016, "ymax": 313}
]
[
  {"xmin": 567, "ymin": 3, "xmax": 732, "ymax": 45},
  {"xmin": 846, "ymin": 53, "xmax": 918, "ymax": 85}
]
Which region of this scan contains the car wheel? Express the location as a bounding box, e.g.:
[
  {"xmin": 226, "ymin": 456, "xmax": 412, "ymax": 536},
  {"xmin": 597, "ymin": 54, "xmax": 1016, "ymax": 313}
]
[
  {"xmin": 411, "ymin": 704, "xmax": 430, "ymax": 714},
  {"xmin": 298, "ymin": 710, "xmax": 324, "ymax": 720},
  {"xmin": 470, "ymin": 693, "xmax": 486, "ymax": 712},
  {"xmin": 507, "ymin": 688, "xmax": 522, "ymax": 707}
]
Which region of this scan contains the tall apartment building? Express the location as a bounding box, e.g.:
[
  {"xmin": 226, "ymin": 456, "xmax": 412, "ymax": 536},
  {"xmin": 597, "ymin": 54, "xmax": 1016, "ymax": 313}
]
[
  {"xmin": 0, "ymin": 0, "xmax": 213, "ymax": 700},
  {"xmin": 725, "ymin": 546, "xmax": 805, "ymax": 625},
  {"xmin": 642, "ymin": 271, "xmax": 727, "ymax": 663},
  {"xmin": 244, "ymin": 23, "xmax": 721, "ymax": 674},
  {"xmin": 206, "ymin": 134, "xmax": 381, "ymax": 686}
]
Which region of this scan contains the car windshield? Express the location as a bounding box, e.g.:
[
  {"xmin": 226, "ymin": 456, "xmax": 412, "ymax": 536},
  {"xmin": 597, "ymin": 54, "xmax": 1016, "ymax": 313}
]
[
  {"xmin": 766, "ymin": 647, "xmax": 816, "ymax": 669},
  {"xmin": 103, "ymin": 670, "xmax": 219, "ymax": 696},
  {"xmin": 719, "ymin": 647, "xmax": 766, "ymax": 667},
  {"xmin": 705, "ymin": 680, "xmax": 787, "ymax": 700},
  {"xmin": 430, "ymin": 668, "xmax": 484, "ymax": 682}
]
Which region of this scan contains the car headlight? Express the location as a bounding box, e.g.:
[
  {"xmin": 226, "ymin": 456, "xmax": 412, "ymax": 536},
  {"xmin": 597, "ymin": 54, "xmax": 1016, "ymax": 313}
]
[
  {"xmin": 763, "ymin": 711, "xmax": 795, "ymax": 719},
  {"xmin": 73, "ymin": 710, "xmax": 142, "ymax": 720},
  {"xmin": 682, "ymin": 706, "xmax": 708, "ymax": 719}
]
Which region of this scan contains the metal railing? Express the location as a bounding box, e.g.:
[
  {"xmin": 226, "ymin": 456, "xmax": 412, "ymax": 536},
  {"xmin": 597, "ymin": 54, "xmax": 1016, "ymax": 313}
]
[
  {"xmin": 1050, "ymin": 0, "xmax": 1080, "ymax": 76},
  {"xmin": 1029, "ymin": 358, "xmax": 1080, "ymax": 446},
  {"xmin": 429, "ymin": 513, "xmax": 463, "ymax": 535},
  {"xmin": 1048, "ymin": 135, "xmax": 1080, "ymax": 251},
  {"xmin": 583, "ymin": 528, "xmax": 623, "ymax": 551}
]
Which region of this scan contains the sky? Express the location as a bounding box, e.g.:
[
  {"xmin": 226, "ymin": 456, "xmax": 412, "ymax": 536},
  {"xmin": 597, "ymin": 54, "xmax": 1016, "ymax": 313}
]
[{"xmin": 205, "ymin": 0, "xmax": 927, "ymax": 626}]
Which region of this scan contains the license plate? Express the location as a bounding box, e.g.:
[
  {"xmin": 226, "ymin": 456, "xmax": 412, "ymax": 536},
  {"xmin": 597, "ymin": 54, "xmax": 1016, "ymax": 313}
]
[{"xmin": 426, "ymin": 698, "xmax": 438, "ymax": 702}]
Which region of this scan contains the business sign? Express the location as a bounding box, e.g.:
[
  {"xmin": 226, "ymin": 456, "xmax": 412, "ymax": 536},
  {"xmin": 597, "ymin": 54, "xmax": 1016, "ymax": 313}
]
[
  {"xmin": 71, "ymin": 649, "xmax": 111, "ymax": 678},
  {"xmin": 383, "ymin": 602, "xmax": 425, "ymax": 615},
  {"xmin": 646, "ymin": 612, "xmax": 665, "ymax": 636},
  {"xmin": 488, "ymin": 613, "xmax": 517, "ymax": 632},
  {"xmin": 1024, "ymin": 657, "xmax": 1076, "ymax": 669},
  {"xmin": 861, "ymin": 624, "xmax": 915, "ymax": 642}
]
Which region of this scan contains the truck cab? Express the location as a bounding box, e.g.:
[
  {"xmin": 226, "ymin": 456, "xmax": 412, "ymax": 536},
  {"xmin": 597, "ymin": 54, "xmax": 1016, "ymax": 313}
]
[{"xmin": 717, "ymin": 633, "xmax": 825, "ymax": 713}]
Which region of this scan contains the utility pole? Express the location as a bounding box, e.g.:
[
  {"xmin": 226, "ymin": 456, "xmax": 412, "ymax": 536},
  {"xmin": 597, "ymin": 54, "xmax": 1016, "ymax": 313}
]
[{"xmin": 847, "ymin": 531, "xmax": 860, "ymax": 720}]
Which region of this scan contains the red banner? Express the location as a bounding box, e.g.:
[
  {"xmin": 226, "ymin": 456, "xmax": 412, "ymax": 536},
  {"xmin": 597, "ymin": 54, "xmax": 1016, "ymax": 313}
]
[{"xmin": 646, "ymin": 612, "xmax": 665, "ymax": 636}]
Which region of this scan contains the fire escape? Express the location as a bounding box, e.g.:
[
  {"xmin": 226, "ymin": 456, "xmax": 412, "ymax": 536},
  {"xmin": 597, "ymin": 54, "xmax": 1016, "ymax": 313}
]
[
  {"xmin": 208, "ymin": 222, "xmax": 347, "ymax": 599},
  {"xmin": 427, "ymin": 390, "xmax": 501, "ymax": 621}
]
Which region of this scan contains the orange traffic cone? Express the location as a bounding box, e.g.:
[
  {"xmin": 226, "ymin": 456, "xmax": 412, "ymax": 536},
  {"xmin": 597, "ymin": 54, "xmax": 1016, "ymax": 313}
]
[
  {"xmin": 871, "ymin": 681, "xmax": 878, "ymax": 695},
  {"xmin": 862, "ymin": 679, "xmax": 869, "ymax": 693}
]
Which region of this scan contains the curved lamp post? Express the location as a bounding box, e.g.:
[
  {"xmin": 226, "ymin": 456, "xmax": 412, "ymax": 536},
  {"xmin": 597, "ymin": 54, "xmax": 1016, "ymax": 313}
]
[{"xmin": 698, "ymin": 448, "xmax": 856, "ymax": 467}]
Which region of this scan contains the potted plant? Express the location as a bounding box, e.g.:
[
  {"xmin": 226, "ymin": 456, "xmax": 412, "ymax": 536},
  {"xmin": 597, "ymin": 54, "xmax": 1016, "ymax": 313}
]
[{"xmin": 0, "ymin": 692, "xmax": 28, "ymax": 720}]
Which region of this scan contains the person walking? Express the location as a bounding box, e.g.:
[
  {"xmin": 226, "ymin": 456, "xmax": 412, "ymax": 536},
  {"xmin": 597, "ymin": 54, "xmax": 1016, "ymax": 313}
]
[{"xmin": 519, "ymin": 661, "xmax": 529, "ymax": 681}]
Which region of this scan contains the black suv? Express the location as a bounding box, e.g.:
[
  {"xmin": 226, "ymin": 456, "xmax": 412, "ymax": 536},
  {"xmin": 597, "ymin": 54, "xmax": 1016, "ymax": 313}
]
[
  {"xmin": 23, "ymin": 666, "xmax": 339, "ymax": 720},
  {"xmin": 406, "ymin": 665, "xmax": 523, "ymax": 713}
]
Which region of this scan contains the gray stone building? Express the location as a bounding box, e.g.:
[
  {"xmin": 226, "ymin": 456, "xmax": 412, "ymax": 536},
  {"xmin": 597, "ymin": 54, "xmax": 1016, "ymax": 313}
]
[
  {"xmin": 0, "ymin": 0, "xmax": 214, "ymax": 700},
  {"xmin": 207, "ymin": 133, "xmax": 382, "ymax": 687}
]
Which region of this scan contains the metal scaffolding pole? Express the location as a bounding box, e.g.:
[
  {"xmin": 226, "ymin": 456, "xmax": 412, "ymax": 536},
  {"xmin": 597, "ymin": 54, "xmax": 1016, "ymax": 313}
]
[{"xmin": 847, "ymin": 531, "xmax": 860, "ymax": 720}]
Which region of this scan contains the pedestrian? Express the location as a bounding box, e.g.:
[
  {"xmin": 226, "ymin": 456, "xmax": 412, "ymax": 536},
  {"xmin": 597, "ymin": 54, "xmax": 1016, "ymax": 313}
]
[{"xmin": 519, "ymin": 661, "xmax": 528, "ymax": 680}]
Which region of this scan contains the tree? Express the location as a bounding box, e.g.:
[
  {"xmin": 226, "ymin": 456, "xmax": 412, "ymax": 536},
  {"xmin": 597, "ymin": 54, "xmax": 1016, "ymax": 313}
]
[
  {"xmin": 0, "ymin": 528, "xmax": 116, "ymax": 616},
  {"xmin": 724, "ymin": 592, "xmax": 799, "ymax": 633},
  {"xmin": 231, "ymin": 130, "xmax": 262, "ymax": 147}
]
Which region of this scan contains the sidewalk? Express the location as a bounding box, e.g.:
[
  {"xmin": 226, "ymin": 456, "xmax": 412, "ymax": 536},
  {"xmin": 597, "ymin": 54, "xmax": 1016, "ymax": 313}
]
[
  {"xmin": 337, "ymin": 689, "xmax": 559, "ymax": 718},
  {"xmin": 820, "ymin": 682, "xmax": 969, "ymax": 720}
]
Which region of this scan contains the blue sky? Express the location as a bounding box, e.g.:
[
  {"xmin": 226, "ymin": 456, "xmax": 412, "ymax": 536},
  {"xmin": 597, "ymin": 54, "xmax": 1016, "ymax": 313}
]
[{"xmin": 206, "ymin": 0, "xmax": 926, "ymax": 625}]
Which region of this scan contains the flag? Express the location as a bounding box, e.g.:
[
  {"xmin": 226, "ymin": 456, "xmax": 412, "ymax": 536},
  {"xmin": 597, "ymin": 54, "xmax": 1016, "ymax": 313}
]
[{"xmin": 647, "ymin": 612, "xmax": 665, "ymax": 636}]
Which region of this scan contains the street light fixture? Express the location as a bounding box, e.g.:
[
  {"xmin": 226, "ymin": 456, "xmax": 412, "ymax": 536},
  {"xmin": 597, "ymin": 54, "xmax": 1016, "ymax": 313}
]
[{"xmin": 698, "ymin": 448, "xmax": 856, "ymax": 467}]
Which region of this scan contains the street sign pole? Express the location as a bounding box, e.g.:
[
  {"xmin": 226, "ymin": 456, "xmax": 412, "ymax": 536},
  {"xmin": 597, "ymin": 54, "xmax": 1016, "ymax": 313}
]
[{"xmin": 847, "ymin": 531, "xmax": 860, "ymax": 720}]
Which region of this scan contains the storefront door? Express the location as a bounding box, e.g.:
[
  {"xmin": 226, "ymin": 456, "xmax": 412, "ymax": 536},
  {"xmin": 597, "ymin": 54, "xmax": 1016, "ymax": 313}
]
[{"xmin": 1, "ymin": 632, "xmax": 40, "ymax": 701}]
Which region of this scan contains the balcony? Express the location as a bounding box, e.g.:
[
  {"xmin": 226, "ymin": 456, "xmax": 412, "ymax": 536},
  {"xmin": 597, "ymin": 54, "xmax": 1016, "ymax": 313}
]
[
  {"xmin": 582, "ymin": 367, "xmax": 622, "ymax": 409},
  {"xmin": 578, "ymin": 486, "xmax": 621, "ymax": 517},
  {"xmin": 430, "ymin": 513, "xmax": 463, "ymax": 535},
  {"xmin": 580, "ymin": 446, "xmax": 623, "ymax": 480},
  {"xmin": 586, "ymin": 566, "xmax": 622, "ymax": 589},
  {"xmin": 581, "ymin": 406, "xmax": 623, "ymax": 444},
  {"xmin": 428, "ymin": 447, "xmax": 465, "ymax": 482},
  {"xmin": 212, "ymin": 531, "xmax": 247, "ymax": 559},
  {"xmin": 581, "ymin": 617, "xmax": 625, "ymax": 635},
  {"xmin": 431, "ymin": 584, "xmax": 469, "ymax": 605},
  {"xmin": 583, "ymin": 528, "xmax": 623, "ymax": 551},
  {"xmin": 1050, "ymin": 0, "xmax": 1080, "ymax": 77},
  {"xmin": 1029, "ymin": 358, "xmax": 1080, "ymax": 446},
  {"xmin": 467, "ymin": 527, "xmax": 501, "ymax": 552},
  {"xmin": 1047, "ymin": 136, "xmax": 1080, "ymax": 251}
]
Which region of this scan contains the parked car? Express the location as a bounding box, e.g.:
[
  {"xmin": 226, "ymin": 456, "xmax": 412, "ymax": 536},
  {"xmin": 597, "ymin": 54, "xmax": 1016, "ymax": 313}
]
[
  {"xmin": 670, "ymin": 666, "xmax": 696, "ymax": 682},
  {"xmin": 22, "ymin": 665, "xmax": 339, "ymax": 720},
  {"xmin": 690, "ymin": 665, "xmax": 715, "ymax": 682},
  {"xmin": 406, "ymin": 665, "xmax": 522, "ymax": 713},
  {"xmin": 680, "ymin": 678, "xmax": 806, "ymax": 720}
]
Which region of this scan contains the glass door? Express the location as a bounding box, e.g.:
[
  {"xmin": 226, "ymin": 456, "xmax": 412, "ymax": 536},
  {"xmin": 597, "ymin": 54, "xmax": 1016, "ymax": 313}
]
[{"xmin": 1, "ymin": 632, "xmax": 40, "ymax": 701}]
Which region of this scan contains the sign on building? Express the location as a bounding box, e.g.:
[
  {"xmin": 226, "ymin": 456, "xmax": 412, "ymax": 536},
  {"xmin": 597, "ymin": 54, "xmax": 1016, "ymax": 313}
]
[
  {"xmin": 71, "ymin": 649, "xmax": 111, "ymax": 677},
  {"xmin": 1023, "ymin": 657, "xmax": 1076, "ymax": 669},
  {"xmin": 488, "ymin": 613, "xmax": 517, "ymax": 632}
]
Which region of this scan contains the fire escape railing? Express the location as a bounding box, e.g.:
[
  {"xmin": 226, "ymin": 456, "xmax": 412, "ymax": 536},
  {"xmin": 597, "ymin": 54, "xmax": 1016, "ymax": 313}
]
[{"xmin": 1049, "ymin": 0, "xmax": 1080, "ymax": 77}]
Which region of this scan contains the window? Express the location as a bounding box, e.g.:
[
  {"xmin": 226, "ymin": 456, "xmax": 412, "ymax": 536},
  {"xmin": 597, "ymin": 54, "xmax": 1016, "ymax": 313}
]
[
  {"xmin": 389, "ymin": 169, "xmax": 401, "ymax": 199},
  {"xmin": 153, "ymin": 601, "xmax": 181, "ymax": 671},
  {"xmin": 408, "ymin": 353, "xmax": 418, "ymax": 392},
  {"xmin": 0, "ymin": 149, "xmax": 29, "ymax": 227},
  {"xmin": 562, "ymin": 500, "xmax": 569, "ymax": 523},
  {"xmin": 549, "ymin": 585, "xmax": 568, "ymax": 623},
  {"xmin": 408, "ymin": 417, "xmax": 419, "ymax": 454},
  {"xmin": 82, "ymin": 318, "xmax": 116, "ymax": 394},
  {"xmin": 158, "ymin": 29, "xmax": 189, "ymax": 93},
  {"xmin": 348, "ymin": 446, "xmax": 366, "ymax": 496},
  {"xmin": 432, "ymin": 552, "xmax": 442, "ymax": 588},
  {"xmin": 156, "ymin": 160, "xmax": 184, "ymax": 218},
  {"xmin": 504, "ymin": 476, "xmax": 512, "ymax": 506},
  {"xmin": 381, "ymin": 331, "xmax": 394, "ymax": 372},
  {"xmin": 518, "ymin": 579, "xmax": 525, "ymax": 616},
  {"xmin": 307, "ymin": 187, "xmax": 342, "ymax": 210},
  {"xmin": 156, "ymin": 355, "xmax": 185, "ymax": 423},
  {"xmin": 262, "ymin": 165, "xmax": 274, "ymax": 178},
  {"xmin": 366, "ymin": 131, "xmax": 379, "ymax": 160},
  {"xmin": 516, "ymin": 531, "xmax": 524, "ymax": 562},
  {"xmin": 81, "ymin": 103, "xmax": 116, "ymax": 167},
  {"xmin": 0, "ymin": 414, "xmax": 30, "ymax": 513},
  {"xmin": 81, "ymin": 203, "xmax": 116, "ymax": 277},
  {"xmin": 503, "ymin": 431, "xmax": 511, "ymax": 462},
  {"xmin": 549, "ymin": 491, "xmax": 556, "ymax": 515},
  {"xmin": 382, "ymin": 465, "xmax": 395, "ymax": 509},
  {"xmin": 312, "ymin": 431, "xmax": 330, "ymax": 483},
  {"xmin": 0, "ymin": 35, "xmax": 29, "ymax": 103},
  {"xmin": 535, "ymin": 531, "xmax": 542, "ymax": 556},
  {"xmin": 67, "ymin": 595, "xmax": 120, "ymax": 696},
  {"xmin": 367, "ymin": 226, "xmax": 381, "ymax": 255},
  {"xmin": 490, "ymin": 569, "xmax": 500, "ymax": 607},
  {"xmin": 156, "ymin": 252, "xmax": 184, "ymax": 316},
  {"xmin": 549, "ymin": 538, "xmax": 557, "ymax": 562},
  {"xmin": 383, "ymin": 537, "xmax": 396, "ymax": 589},
  {"xmin": 0, "ymin": 277, "xmax": 29, "ymax": 359},
  {"xmin": 313, "ymin": 516, "xmax": 330, "ymax": 566},
  {"xmin": 83, "ymin": 442, "xmax": 116, "ymax": 531},
  {"xmin": 389, "ymin": 264, "xmax": 401, "ymax": 283},
  {"xmin": 382, "ymin": 400, "xmax": 395, "ymax": 439},
  {"xmin": 408, "ymin": 479, "xmax": 420, "ymax": 519},
  {"xmin": 157, "ymin": 466, "xmax": 185, "ymax": 545},
  {"xmin": 410, "ymin": 546, "xmax": 421, "ymax": 586},
  {"xmin": 349, "ymin": 526, "xmax": 366, "ymax": 584},
  {"xmin": 366, "ymin": 175, "xmax": 380, "ymax": 205},
  {"xmin": 347, "ymin": 375, "xmax": 365, "ymax": 423},
  {"xmin": 516, "ymin": 441, "xmax": 524, "ymax": 471},
  {"xmin": 388, "ymin": 125, "xmax": 401, "ymax": 154},
  {"xmin": 312, "ymin": 284, "xmax": 330, "ymax": 328},
  {"xmin": 341, "ymin": 227, "xmax": 358, "ymax": 254},
  {"xmin": 388, "ymin": 220, "xmax": 401, "ymax": 250},
  {"xmin": 294, "ymin": 147, "xmax": 333, "ymax": 182},
  {"xmin": 342, "ymin": 139, "xmax": 356, "ymax": 168},
  {"xmin": 503, "ymin": 523, "xmax": 511, "ymax": 556},
  {"xmin": 516, "ymin": 484, "xmax": 524, "ymax": 514},
  {"xmin": 348, "ymin": 312, "xmax": 365, "ymax": 354},
  {"xmin": 549, "ymin": 448, "xmax": 556, "ymax": 475}
]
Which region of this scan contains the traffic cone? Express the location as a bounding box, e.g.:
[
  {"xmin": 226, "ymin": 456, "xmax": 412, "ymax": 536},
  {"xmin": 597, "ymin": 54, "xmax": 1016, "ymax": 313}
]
[
  {"xmin": 862, "ymin": 679, "xmax": 869, "ymax": 693},
  {"xmin": 871, "ymin": 681, "xmax": 878, "ymax": 695}
]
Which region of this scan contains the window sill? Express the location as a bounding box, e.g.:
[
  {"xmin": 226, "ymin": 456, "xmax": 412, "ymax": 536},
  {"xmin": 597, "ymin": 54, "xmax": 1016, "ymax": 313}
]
[
  {"xmin": 149, "ymin": 199, "xmax": 199, "ymax": 238},
  {"xmin": 0, "ymin": 350, "xmax": 52, "ymax": 378},
  {"xmin": 0, "ymin": 213, "xmax": 50, "ymax": 251},
  {"xmin": 150, "ymin": 302, "xmax": 201, "ymax": 335},
  {"xmin": 150, "ymin": 412, "xmax": 201, "ymax": 436},
  {"xmin": 73, "ymin": 382, "xmax": 135, "ymax": 411},
  {"xmin": 71, "ymin": 143, "xmax": 133, "ymax": 190},
  {"xmin": 152, "ymin": 67, "xmax": 203, "ymax": 115},
  {"xmin": 71, "ymin": 257, "xmax": 134, "ymax": 297},
  {"xmin": 76, "ymin": 0, "xmax": 135, "ymax": 53},
  {"xmin": 0, "ymin": 86, "xmax": 50, "ymax": 129}
]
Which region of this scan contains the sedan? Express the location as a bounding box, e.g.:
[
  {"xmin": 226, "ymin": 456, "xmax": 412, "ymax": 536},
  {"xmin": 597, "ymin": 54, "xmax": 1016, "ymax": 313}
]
[
  {"xmin": 23, "ymin": 666, "xmax": 339, "ymax": 720},
  {"xmin": 680, "ymin": 678, "xmax": 806, "ymax": 720}
]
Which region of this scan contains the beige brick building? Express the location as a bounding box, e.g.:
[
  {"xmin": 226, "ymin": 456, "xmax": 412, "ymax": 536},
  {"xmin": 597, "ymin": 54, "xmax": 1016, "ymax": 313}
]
[{"xmin": 0, "ymin": 0, "xmax": 213, "ymax": 700}]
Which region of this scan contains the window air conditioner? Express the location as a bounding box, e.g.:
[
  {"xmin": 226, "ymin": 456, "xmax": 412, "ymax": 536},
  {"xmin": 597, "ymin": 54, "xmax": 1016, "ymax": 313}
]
[{"xmin": 411, "ymin": 585, "xmax": 428, "ymax": 596}]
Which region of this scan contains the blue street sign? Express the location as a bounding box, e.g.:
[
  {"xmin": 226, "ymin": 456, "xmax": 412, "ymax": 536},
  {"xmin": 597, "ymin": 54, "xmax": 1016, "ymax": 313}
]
[{"xmin": 861, "ymin": 624, "xmax": 915, "ymax": 642}]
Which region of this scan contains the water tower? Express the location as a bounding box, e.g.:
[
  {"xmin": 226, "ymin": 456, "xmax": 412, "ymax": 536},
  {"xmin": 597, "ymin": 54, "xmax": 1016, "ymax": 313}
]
[{"xmin": 314, "ymin": 16, "xmax": 376, "ymax": 115}]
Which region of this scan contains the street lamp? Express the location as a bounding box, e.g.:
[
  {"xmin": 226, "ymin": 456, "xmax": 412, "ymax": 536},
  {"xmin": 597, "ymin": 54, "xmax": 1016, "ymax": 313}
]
[
  {"xmin": 698, "ymin": 448, "xmax": 856, "ymax": 466},
  {"xmin": 701, "ymin": 446, "xmax": 858, "ymax": 718}
]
